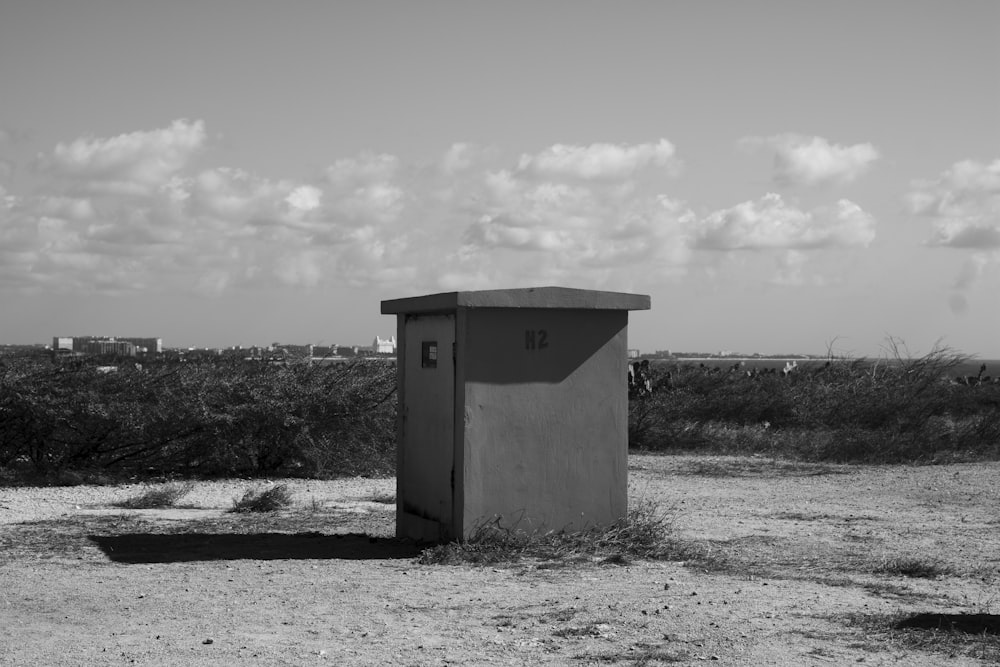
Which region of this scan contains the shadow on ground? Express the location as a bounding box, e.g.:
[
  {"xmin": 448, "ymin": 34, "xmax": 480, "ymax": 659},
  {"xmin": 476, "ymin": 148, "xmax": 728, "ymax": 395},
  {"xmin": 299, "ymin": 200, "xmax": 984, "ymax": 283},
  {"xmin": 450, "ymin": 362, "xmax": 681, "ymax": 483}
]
[
  {"xmin": 90, "ymin": 532, "xmax": 422, "ymax": 563},
  {"xmin": 896, "ymin": 613, "xmax": 1000, "ymax": 635}
]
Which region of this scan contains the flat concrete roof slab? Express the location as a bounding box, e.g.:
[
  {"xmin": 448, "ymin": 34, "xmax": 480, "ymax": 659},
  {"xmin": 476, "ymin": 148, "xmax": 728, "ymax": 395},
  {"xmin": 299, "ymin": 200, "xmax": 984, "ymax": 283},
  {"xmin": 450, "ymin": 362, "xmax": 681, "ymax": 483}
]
[{"xmin": 381, "ymin": 286, "xmax": 651, "ymax": 314}]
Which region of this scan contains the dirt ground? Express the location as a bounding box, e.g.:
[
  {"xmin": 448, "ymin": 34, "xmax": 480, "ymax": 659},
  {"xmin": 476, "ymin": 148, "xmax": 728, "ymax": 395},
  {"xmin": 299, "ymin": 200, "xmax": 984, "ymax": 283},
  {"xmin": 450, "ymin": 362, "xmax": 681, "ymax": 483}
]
[{"xmin": 1, "ymin": 454, "xmax": 998, "ymax": 666}]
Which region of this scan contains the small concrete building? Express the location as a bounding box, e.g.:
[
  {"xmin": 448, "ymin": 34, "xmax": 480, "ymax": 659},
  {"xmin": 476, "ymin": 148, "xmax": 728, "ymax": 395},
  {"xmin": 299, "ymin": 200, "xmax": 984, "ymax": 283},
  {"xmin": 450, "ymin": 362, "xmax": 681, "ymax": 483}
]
[{"xmin": 381, "ymin": 286, "xmax": 650, "ymax": 542}]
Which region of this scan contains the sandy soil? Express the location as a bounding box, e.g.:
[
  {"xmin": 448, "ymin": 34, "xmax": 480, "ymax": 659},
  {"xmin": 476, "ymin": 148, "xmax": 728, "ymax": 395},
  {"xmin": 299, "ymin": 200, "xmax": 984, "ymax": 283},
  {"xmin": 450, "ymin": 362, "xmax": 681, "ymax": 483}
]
[{"xmin": 1, "ymin": 455, "xmax": 998, "ymax": 666}]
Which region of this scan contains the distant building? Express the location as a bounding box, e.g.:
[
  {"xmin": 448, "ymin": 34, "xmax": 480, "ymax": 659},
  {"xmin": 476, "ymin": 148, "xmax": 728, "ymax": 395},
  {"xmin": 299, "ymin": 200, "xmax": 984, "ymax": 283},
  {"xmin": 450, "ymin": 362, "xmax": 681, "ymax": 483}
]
[
  {"xmin": 271, "ymin": 343, "xmax": 313, "ymax": 359},
  {"xmin": 52, "ymin": 337, "xmax": 74, "ymax": 352},
  {"xmin": 52, "ymin": 336, "xmax": 163, "ymax": 356},
  {"xmin": 313, "ymin": 345, "xmax": 360, "ymax": 358},
  {"xmin": 373, "ymin": 335, "xmax": 397, "ymax": 354},
  {"xmin": 84, "ymin": 339, "xmax": 137, "ymax": 356},
  {"xmin": 311, "ymin": 345, "xmax": 334, "ymax": 358}
]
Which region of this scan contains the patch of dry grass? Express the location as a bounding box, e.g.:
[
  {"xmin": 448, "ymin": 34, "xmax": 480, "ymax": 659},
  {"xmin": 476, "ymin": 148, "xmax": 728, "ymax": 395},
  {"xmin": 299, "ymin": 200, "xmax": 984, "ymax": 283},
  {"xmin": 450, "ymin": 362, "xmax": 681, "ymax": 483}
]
[
  {"xmin": 844, "ymin": 612, "xmax": 1000, "ymax": 663},
  {"xmin": 418, "ymin": 500, "xmax": 705, "ymax": 567},
  {"xmin": 115, "ymin": 482, "xmax": 195, "ymax": 509},
  {"xmin": 873, "ymin": 555, "xmax": 955, "ymax": 579},
  {"xmin": 230, "ymin": 484, "xmax": 294, "ymax": 513},
  {"xmin": 362, "ymin": 490, "xmax": 396, "ymax": 504}
]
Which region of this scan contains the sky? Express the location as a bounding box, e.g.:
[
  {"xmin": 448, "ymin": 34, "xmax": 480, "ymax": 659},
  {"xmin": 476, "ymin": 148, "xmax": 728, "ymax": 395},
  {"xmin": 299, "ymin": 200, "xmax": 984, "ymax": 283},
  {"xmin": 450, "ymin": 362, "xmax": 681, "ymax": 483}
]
[{"xmin": 1, "ymin": 1, "xmax": 998, "ymax": 357}]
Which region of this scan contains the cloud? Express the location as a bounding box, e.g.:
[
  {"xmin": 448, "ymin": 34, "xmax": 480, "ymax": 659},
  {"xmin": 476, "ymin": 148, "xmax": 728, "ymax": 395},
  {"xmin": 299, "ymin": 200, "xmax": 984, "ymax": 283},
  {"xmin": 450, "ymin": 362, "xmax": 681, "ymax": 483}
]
[
  {"xmin": 908, "ymin": 159, "xmax": 1000, "ymax": 248},
  {"xmin": 743, "ymin": 134, "xmax": 879, "ymax": 186},
  {"xmin": 948, "ymin": 251, "xmax": 1000, "ymax": 315},
  {"xmin": 442, "ymin": 143, "xmax": 480, "ymax": 174},
  {"xmin": 948, "ymin": 293, "xmax": 968, "ymax": 316},
  {"xmin": 274, "ymin": 250, "xmax": 324, "ymax": 287},
  {"xmin": 44, "ymin": 119, "xmax": 206, "ymax": 195},
  {"xmin": 694, "ymin": 193, "xmax": 876, "ymax": 250},
  {"xmin": 0, "ymin": 121, "xmax": 321, "ymax": 294},
  {"xmin": 0, "ymin": 124, "xmax": 877, "ymax": 298},
  {"xmin": 456, "ymin": 150, "xmax": 696, "ymax": 287},
  {"xmin": 516, "ymin": 139, "xmax": 680, "ymax": 180},
  {"xmin": 325, "ymin": 152, "xmax": 399, "ymax": 188},
  {"xmin": 771, "ymin": 250, "xmax": 809, "ymax": 286},
  {"xmin": 285, "ymin": 185, "xmax": 322, "ymax": 212},
  {"xmin": 191, "ymin": 167, "xmax": 288, "ymax": 226},
  {"xmin": 954, "ymin": 253, "xmax": 993, "ymax": 290}
]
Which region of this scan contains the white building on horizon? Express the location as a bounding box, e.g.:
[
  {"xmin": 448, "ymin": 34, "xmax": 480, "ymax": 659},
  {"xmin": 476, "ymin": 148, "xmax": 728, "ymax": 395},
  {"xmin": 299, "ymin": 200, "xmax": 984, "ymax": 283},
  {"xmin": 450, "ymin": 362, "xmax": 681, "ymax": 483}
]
[{"xmin": 373, "ymin": 335, "xmax": 397, "ymax": 354}]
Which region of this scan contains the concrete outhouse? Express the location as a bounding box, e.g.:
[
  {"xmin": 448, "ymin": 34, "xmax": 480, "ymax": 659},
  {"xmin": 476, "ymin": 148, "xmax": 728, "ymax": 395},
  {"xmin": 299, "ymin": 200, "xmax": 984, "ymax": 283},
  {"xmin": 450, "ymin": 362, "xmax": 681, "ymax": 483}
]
[{"xmin": 381, "ymin": 286, "xmax": 651, "ymax": 542}]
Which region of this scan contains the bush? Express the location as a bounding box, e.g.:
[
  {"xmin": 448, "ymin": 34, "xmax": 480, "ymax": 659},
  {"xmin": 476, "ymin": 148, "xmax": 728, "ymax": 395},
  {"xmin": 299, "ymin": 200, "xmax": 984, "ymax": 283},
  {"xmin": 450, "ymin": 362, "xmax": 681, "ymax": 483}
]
[
  {"xmin": 230, "ymin": 484, "xmax": 294, "ymax": 513},
  {"xmin": 117, "ymin": 482, "xmax": 195, "ymax": 509},
  {"xmin": 3, "ymin": 337, "xmax": 997, "ymax": 478},
  {"xmin": 0, "ymin": 354, "xmax": 396, "ymax": 478},
  {"xmin": 629, "ymin": 342, "xmax": 1000, "ymax": 464}
]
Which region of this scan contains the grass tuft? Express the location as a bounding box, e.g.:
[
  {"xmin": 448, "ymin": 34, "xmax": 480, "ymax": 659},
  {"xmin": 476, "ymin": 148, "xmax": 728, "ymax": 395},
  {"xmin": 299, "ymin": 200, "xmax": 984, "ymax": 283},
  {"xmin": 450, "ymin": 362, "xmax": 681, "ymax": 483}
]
[
  {"xmin": 230, "ymin": 484, "xmax": 294, "ymax": 513},
  {"xmin": 364, "ymin": 491, "xmax": 396, "ymax": 504},
  {"xmin": 116, "ymin": 482, "xmax": 195, "ymax": 509},
  {"xmin": 844, "ymin": 612, "xmax": 1000, "ymax": 662},
  {"xmin": 875, "ymin": 556, "xmax": 955, "ymax": 579},
  {"xmin": 586, "ymin": 646, "xmax": 690, "ymax": 664},
  {"xmin": 418, "ymin": 500, "xmax": 691, "ymax": 567}
]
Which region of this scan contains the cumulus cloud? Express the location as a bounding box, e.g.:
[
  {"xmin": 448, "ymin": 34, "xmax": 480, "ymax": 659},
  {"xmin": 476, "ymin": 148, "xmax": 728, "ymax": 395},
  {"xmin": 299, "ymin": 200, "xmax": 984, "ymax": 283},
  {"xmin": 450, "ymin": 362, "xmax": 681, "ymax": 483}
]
[
  {"xmin": 743, "ymin": 134, "xmax": 879, "ymax": 187},
  {"xmin": 516, "ymin": 139, "xmax": 680, "ymax": 180},
  {"xmin": 455, "ymin": 145, "xmax": 695, "ymax": 287},
  {"xmin": 0, "ymin": 123, "xmax": 880, "ymax": 298},
  {"xmin": 44, "ymin": 119, "xmax": 206, "ymax": 195},
  {"xmin": 325, "ymin": 152, "xmax": 399, "ymax": 188},
  {"xmin": 442, "ymin": 142, "xmax": 480, "ymax": 174},
  {"xmin": 285, "ymin": 185, "xmax": 322, "ymax": 212},
  {"xmin": 191, "ymin": 167, "xmax": 289, "ymax": 226},
  {"xmin": 908, "ymin": 159, "xmax": 1000, "ymax": 248},
  {"xmin": 694, "ymin": 193, "xmax": 876, "ymax": 250},
  {"xmin": 907, "ymin": 159, "xmax": 1000, "ymax": 313}
]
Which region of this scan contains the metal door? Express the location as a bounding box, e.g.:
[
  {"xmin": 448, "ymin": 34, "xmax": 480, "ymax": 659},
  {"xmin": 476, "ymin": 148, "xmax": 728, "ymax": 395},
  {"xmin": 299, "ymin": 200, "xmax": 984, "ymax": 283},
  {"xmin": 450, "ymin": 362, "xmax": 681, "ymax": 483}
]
[{"xmin": 399, "ymin": 313, "xmax": 455, "ymax": 540}]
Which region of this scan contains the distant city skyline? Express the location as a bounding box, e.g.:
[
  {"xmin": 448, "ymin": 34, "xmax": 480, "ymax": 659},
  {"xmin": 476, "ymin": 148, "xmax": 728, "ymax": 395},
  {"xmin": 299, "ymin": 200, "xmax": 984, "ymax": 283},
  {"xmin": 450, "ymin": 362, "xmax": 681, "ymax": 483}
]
[
  {"xmin": 16, "ymin": 333, "xmax": 996, "ymax": 363},
  {"xmin": 2, "ymin": 2, "xmax": 998, "ymax": 358}
]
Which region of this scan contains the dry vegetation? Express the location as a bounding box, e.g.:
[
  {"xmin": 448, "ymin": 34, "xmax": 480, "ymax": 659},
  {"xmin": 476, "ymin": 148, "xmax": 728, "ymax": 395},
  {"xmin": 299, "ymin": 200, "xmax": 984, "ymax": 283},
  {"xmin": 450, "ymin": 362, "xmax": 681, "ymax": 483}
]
[
  {"xmin": 114, "ymin": 481, "xmax": 195, "ymax": 509},
  {"xmin": 630, "ymin": 342, "xmax": 1000, "ymax": 464},
  {"xmin": 229, "ymin": 483, "xmax": 295, "ymax": 513},
  {"xmin": 2, "ymin": 344, "xmax": 999, "ymax": 663},
  {"xmin": 2, "ymin": 341, "xmax": 998, "ymax": 485},
  {"xmin": 0, "ymin": 352, "xmax": 396, "ymax": 479}
]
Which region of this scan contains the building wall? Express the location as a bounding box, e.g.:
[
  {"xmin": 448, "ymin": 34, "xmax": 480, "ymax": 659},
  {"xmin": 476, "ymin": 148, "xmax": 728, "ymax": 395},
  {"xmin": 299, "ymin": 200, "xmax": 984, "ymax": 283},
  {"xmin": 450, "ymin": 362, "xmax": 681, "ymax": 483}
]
[
  {"xmin": 83, "ymin": 339, "xmax": 136, "ymax": 356},
  {"xmin": 385, "ymin": 287, "xmax": 647, "ymax": 543},
  {"xmin": 458, "ymin": 308, "xmax": 629, "ymax": 536},
  {"xmin": 373, "ymin": 335, "xmax": 397, "ymax": 354},
  {"xmin": 119, "ymin": 337, "xmax": 162, "ymax": 353},
  {"xmin": 54, "ymin": 337, "xmax": 162, "ymax": 354}
]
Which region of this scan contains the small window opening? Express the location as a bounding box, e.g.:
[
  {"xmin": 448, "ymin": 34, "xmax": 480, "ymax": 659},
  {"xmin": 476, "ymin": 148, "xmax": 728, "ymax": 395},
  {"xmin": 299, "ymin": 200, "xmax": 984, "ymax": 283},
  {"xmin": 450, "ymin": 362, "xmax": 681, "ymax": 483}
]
[{"xmin": 421, "ymin": 341, "xmax": 438, "ymax": 368}]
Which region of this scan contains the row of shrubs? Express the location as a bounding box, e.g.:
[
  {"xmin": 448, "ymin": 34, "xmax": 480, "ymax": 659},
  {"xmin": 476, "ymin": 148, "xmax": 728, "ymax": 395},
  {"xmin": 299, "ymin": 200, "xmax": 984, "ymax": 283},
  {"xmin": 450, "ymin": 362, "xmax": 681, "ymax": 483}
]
[
  {"xmin": 2, "ymin": 344, "xmax": 999, "ymax": 480},
  {"xmin": 629, "ymin": 346, "xmax": 1000, "ymax": 463},
  {"xmin": 0, "ymin": 353, "xmax": 396, "ymax": 479}
]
